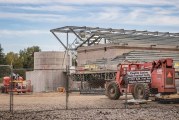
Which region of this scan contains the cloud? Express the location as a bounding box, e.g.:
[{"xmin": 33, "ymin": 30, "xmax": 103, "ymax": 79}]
[
  {"xmin": 123, "ymin": 7, "xmax": 179, "ymax": 26},
  {"xmin": 87, "ymin": 6, "xmax": 179, "ymax": 26},
  {"xmin": 0, "ymin": 29, "xmax": 65, "ymax": 53},
  {"xmin": 0, "ymin": 0, "xmax": 47, "ymax": 4},
  {"xmin": 144, "ymin": 15, "xmax": 179, "ymax": 26},
  {"xmin": 88, "ymin": 8, "xmax": 120, "ymax": 21},
  {"xmin": 15, "ymin": 5, "xmax": 78, "ymax": 12},
  {"xmin": 0, "ymin": 30, "xmax": 49, "ymax": 37},
  {"xmin": 0, "ymin": 1, "xmax": 179, "ymax": 28},
  {"xmin": 0, "ymin": 0, "xmax": 173, "ymax": 5},
  {"xmin": 0, "ymin": 0, "xmax": 178, "ymax": 9},
  {"xmin": 0, "ymin": 12, "xmax": 68, "ymax": 22},
  {"xmin": 56, "ymin": 0, "xmax": 175, "ymax": 6},
  {"xmin": 0, "ymin": 0, "xmax": 176, "ymax": 11},
  {"xmin": 1, "ymin": 5, "xmax": 179, "ymax": 27},
  {"xmin": 152, "ymin": 7, "xmax": 178, "ymax": 15},
  {"xmin": 74, "ymin": 7, "xmax": 179, "ymax": 27}
]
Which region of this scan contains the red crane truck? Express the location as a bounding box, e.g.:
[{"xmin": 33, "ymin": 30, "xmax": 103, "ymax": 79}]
[{"xmin": 106, "ymin": 58, "xmax": 177, "ymax": 100}]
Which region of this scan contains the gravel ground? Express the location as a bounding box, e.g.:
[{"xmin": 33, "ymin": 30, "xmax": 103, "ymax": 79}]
[{"xmin": 0, "ymin": 92, "xmax": 179, "ymax": 120}]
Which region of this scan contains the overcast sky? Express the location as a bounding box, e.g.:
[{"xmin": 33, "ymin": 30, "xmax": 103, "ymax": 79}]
[{"xmin": 1, "ymin": 0, "xmax": 179, "ymax": 53}]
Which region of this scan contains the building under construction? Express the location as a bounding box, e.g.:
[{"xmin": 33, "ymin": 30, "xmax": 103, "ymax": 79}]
[{"xmin": 27, "ymin": 26, "xmax": 179, "ymax": 93}]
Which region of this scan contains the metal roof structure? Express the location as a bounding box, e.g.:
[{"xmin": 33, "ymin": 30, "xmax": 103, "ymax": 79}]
[{"xmin": 50, "ymin": 26, "xmax": 179, "ymax": 50}]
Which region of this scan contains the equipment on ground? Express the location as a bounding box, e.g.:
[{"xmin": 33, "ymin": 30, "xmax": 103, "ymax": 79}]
[
  {"xmin": 106, "ymin": 58, "xmax": 178, "ymax": 101},
  {"xmin": 1, "ymin": 74, "xmax": 32, "ymax": 94}
]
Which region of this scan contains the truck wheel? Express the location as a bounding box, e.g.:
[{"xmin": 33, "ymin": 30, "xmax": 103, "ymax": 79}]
[
  {"xmin": 133, "ymin": 83, "xmax": 149, "ymax": 100},
  {"xmin": 106, "ymin": 82, "xmax": 120, "ymax": 100}
]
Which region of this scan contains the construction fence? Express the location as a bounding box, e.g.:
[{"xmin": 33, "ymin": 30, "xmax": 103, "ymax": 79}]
[
  {"xmin": 1, "ymin": 66, "xmax": 179, "ymax": 114},
  {"xmin": 0, "ymin": 66, "xmax": 132, "ymax": 114}
]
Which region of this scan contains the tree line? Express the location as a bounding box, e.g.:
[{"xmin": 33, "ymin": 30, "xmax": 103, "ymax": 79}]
[{"xmin": 0, "ymin": 45, "xmax": 41, "ymax": 79}]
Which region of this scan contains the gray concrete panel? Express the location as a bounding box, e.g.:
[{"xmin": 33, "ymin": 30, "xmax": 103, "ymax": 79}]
[{"xmin": 26, "ymin": 70, "xmax": 66, "ymax": 92}]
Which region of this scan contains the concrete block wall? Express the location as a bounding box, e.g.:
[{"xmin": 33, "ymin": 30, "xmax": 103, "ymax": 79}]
[
  {"xmin": 77, "ymin": 44, "xmax": 178, "ymax": 66},
  {"xmin": 77, "ymin": 45, "xmax": 132, "ymax": 66}
]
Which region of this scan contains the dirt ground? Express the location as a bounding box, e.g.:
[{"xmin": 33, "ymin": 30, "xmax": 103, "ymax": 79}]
[{"xmin": 0, "ymin": 92, "xmax": 179, "ymax": 120}]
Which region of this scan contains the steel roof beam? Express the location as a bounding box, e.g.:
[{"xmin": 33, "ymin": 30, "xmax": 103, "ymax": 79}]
[
  {"xmin": 51, "ymin": 31, "xmax": 67, "ymax": 50},
  {"xmin": 75, "ymin": 34, "xmax": 96, "ymax": 50},
  {"xmin": 70, "ymin": 28, "xmax": 84, "ymax": 42}
]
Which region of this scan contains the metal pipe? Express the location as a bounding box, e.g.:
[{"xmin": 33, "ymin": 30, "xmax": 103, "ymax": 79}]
[
  {"xmin": 10, "ymin": 65, "xmax": 13, "ymax": 113},
  {"xmin": 0, "ymin": 65, "xmax": 14, "ymax": 113},
  {"xmin": 66, "ymin": 32, "xmax": 69, "ymax": 110}
]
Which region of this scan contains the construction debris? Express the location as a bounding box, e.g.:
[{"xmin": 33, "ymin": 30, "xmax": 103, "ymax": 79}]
[{"xmin": 126, "ymin": 99, "xmax": 151, "ymax": 105}]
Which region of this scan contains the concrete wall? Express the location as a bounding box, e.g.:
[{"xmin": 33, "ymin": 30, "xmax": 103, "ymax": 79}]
[
  {"xmin": 34, "ymin": 51, "xmax": 67, "ymax": 70},
  {"xmin": 26, "ymin": 51, "xmax": 67, "ymax": 92},
  {"xmin": 77, "ymin": 45, "xmax": 131, "ymax": 65},
  {"xmin": 26, "ymin": 70, "xmax": 66, "ymax": 92}
]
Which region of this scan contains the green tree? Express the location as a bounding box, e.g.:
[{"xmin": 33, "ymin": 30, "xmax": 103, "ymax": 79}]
[
  {"xmin": 19, "ymin": 46, "xmax": 41, "ymax": 69},
  {"xmin": 5, "ymin": 52, "xmax": 23, "ymax": 68},
  {"xmin": 0, "ymin": 44, "xmax": 5, "ymax": 64},
  {"xmin": 4, "ymin": 46, "xmax": 41, "ymax": 78},
  {"xmin": 4, "ymin": 52, "xmax": 25, "ymax": 78},
  {"xmin": 0, "ymin": 45, "xmax": 9, "ymax": 82}
]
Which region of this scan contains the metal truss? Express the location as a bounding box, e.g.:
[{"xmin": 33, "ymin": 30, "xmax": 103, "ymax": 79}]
[{"xmin": 50, "ymin": 26, "xmax": 179, "ymax": 50}]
